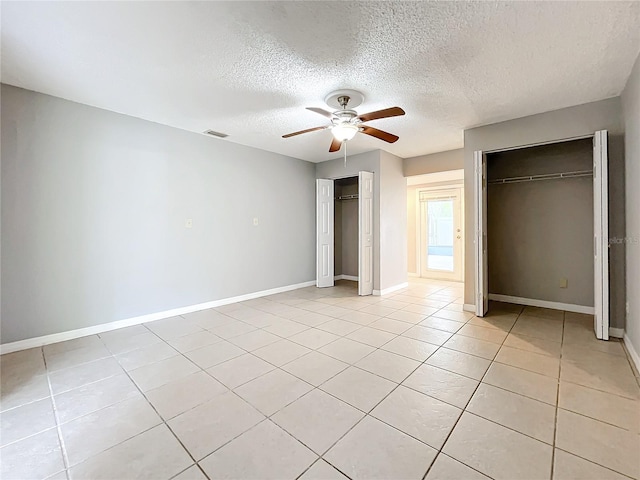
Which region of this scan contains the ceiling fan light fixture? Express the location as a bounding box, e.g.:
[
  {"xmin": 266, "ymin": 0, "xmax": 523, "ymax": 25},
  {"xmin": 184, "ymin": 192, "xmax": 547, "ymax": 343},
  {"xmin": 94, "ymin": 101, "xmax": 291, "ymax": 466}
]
[{"xmin": 331, "ymin": 123, "xmax": 358, "ymax": 142}]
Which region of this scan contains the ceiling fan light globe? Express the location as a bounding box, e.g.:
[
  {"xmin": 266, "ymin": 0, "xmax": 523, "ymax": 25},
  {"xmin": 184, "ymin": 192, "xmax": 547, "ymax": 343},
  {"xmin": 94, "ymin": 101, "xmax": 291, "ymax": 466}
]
[{"xmin": 331, "ymin": 123, "xmax": 358, "ymax": 142}]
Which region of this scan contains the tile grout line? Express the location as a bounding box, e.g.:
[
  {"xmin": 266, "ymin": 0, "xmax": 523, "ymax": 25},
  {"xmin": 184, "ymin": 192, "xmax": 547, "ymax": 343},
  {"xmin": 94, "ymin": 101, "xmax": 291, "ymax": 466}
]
[
  {"xmin": 11, "ymin": 284, "xmax": 627, "ymax": 480},
  {"xmin": 421, "ymin": 304, "xmax": 525, "ymax": 480},
  {"xmin": 208, "ymin": 292, "xmax": 632, "ymax": 480},
  {"xmin": 97, "ymin": 330, "xmax": 213, "ymax": 480},
  {"xmin": 304, "ymin": 305, "xmax": 466, "ymax": 480},
  {"xmin": 203, "ymin": 299, "xmax": 634, "ymax": 479},
  {"xmin": 42, "ymin": 346, "xmax": 72, "ymax": 480},
  {"xmin": 550, "ymin": 312, "xmax": 566, "ymax": 480},
  {"xmin": 551, "ymin": 318, "xmax": 638, "ymax": 480},
  {"xmin": 45, "ymin": 326, "xmax": 216, "ymax": 479},
  {"xmin": 273, "ymin": 287, "xmax": 467, "ymax": 479}
]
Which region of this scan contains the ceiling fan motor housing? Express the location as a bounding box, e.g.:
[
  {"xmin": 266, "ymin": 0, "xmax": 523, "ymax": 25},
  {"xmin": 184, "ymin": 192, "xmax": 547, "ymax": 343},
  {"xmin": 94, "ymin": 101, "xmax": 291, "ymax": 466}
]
[{"xmin": 332, "ymin": 109, "xmax": 359, "ymax": 125}]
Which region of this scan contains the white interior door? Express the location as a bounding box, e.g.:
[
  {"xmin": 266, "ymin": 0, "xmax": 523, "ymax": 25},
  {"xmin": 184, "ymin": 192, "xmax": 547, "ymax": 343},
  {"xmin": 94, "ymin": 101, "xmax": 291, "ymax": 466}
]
[
  {"xmin": 316, "ymin": 179, "xmax": 334, "ymax": 288},
  {"xmin": 419, "ymin": 189, "xmax": 463, "ymax": 281},
  {"xmin": 474, "ymin": 151, "xmax": 489, "ymax": 317},
  {"xmin": 593, "ymin": 130, "xmax": 609, "ymax": 340},
  {"xmin": 358, "ymin": 171, "xmax": 374, "ymax": 296}
]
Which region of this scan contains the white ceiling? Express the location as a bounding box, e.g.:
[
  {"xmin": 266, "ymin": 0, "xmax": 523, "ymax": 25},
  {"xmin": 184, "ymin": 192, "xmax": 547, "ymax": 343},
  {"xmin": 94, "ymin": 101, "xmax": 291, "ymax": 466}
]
[{"xmin": 2, "ymin": 1, "xmax": 639, "ymax": 163}]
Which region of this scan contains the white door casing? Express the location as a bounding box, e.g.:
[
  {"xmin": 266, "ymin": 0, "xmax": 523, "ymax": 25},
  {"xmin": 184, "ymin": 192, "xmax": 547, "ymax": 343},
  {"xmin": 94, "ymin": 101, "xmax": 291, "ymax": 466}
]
[
  {"xmin": 316, "ymin": 179, "xmax": 334, "ymax": 288},
  {"xmin": 474, "ymin": 151, "xmax": 489, "ymax": 317},
  {"xmin": 358, "ymin": 171, "xmax": 374, "ymax": 296},
  {"xmin": 593, "ymin": 130, "xmax": 609, "ymax": 340}
]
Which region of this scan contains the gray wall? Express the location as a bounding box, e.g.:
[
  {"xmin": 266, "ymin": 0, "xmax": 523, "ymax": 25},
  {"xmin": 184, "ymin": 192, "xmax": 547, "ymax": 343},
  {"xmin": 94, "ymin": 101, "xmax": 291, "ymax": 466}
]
[
  {"xmin": 464, "ymin": 97, "xmax": 626, "ymax": 329},
  {"xmin": 487, "ymin": 140, "xmax": 594, "ymax": 306},
  {"xmin": 316, "ymin": 151, "xmax": 382, "ymax": 290},
  {"xmin": 622, "ymin": 52, "xmax": 640, "ymax": 355},
  {"xmin": 1, "ymin": 85, "xmax": 316, "ymax": 344},
  {"xmin": 404, "ymin": 149, "xmax": 464, "ymax": 177},
  {"xmin": 380, "ymin": 151, "xmax": 408, "ymax": 291}
]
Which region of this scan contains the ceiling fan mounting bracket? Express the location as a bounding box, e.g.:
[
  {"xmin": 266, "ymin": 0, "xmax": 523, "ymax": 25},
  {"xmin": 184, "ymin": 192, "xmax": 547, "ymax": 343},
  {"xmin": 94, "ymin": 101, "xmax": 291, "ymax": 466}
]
[{"xmin": 324, "ymin": 89, "xmax": 364, "ymax": 110}]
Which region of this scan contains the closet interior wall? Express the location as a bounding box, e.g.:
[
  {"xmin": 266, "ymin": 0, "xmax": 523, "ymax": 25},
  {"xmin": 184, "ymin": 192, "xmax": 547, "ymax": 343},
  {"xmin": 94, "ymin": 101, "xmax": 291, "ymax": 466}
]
[
  {"xmin": 487, "ymin": 139, "xmax": 594, "ymax": 308},
  {"xmin": 334, "ymin": 177, "xmax": 359, "ymax": 279}
]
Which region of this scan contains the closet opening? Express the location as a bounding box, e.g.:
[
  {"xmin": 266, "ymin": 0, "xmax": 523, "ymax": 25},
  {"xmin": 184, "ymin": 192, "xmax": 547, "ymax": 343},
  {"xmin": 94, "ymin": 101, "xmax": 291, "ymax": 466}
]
[
  {"xmin": 316, "ymin": 171, "xmax": 374, "ymax": 296},
  {"xmin": 474, "ymin": 131, "xmax": 610, "ymax": 340},
  {"xmin": 334, "ymin": 177, "xmax": 360, "ymax": 288}
]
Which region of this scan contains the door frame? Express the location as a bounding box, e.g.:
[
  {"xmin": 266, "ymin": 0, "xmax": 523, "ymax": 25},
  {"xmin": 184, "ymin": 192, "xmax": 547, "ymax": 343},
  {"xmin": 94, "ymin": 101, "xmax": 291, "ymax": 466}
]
[
  {"xmin": 417, "ymin": 187, "xmax": 464, "ymax": 282},
  {"xmin": 316, "ymin": 172, "xmax": 375, "ymax": 296},
  {"xmin": 358, "ymin": 171, "xmax": 374, "ymax": 296},
  {"xmin": 473, "ymin": 131, "xmax": 610, "ymax": 340},
  {"xmin": 474, "ymin": 152, "xmax": 488, "ymax": 316},
  {"xmin": 593, "ymin": 130, "xmax": 609, "ymax": 340}
]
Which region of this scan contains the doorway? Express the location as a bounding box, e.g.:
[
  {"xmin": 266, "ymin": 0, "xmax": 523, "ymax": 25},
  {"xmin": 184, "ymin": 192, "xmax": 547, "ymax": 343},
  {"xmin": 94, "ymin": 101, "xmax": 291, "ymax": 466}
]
[
  {"xmin": 473, "ymin": 130, "xmax": 610, "ymax": 340},
  {"xmin": 419, "ymin": 188, "xmax": 463, "ymax": 281},
  {"xmin": 316, "ymin": 171, "xmax": 374, "ymax": 296}
]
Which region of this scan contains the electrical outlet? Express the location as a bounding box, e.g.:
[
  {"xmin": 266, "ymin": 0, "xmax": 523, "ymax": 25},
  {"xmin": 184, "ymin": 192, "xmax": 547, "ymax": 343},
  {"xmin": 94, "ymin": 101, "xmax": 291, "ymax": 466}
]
[
  {"xmin": 559, "ymin": 278, "xmax": 568, "ymax": 288},
  {"xmin": 185, "ymin": 219, "xmax": 193, "ymax": 228},
  {"xmin": 253, "ymin": 217, "xmax": 259, "ymax": 226}
]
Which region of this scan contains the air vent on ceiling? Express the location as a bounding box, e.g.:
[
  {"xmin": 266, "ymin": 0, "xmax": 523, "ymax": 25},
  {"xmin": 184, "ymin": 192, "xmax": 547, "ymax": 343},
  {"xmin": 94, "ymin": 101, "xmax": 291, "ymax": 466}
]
[{"xmin": 203, "ymin": 129, "xmax": 228, "ymax": 138}]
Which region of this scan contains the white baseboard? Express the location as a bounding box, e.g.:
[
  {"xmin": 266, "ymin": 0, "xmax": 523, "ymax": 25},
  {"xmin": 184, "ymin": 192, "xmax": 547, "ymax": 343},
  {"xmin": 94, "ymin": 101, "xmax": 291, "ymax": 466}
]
[
  {"xmin": 488, "ymin": 294, "xmax": 594, "ymax": 315},
  {"xmin": 334, "ymin": 275, "xmax": 359, "ymax": 282},
  {"xmin": 623, "ymin": 333, "xmax": 640, "ymax": 374},
  {"xmin": 463, "ymin": 303, "xmax": 476, "ymax": 313},
  {"xmin": 408, "ymin": 272, "xmax": 419, "ymax": 278},
  {"xmin": 373, "ymin": 282, "xmax": 409, "ymax": 296},
  {"xmin": 0, "ymin": 280, "xmax": 316, "ymax": 355},
  {"xmin": 609, "ymin": 327, "xmax": 624, "ymax": 338}
]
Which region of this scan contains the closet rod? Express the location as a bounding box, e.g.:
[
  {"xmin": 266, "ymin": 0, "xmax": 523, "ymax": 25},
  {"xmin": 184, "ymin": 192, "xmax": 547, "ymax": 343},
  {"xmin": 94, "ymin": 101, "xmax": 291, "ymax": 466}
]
[
  {"xmin": 488, "ymin": 170, "xmax": 592, "ymax": 185},
  {"xmin": 335, "ymin": 194, "xmax": 359, "ymax": 200}
]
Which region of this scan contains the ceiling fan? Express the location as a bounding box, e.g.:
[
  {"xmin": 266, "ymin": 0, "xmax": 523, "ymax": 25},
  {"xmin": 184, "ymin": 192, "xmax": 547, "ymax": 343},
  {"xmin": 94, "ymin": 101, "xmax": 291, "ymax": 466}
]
[{"xmin": 282, "ymin": 89, "xmax": 405, "ymax": 152}]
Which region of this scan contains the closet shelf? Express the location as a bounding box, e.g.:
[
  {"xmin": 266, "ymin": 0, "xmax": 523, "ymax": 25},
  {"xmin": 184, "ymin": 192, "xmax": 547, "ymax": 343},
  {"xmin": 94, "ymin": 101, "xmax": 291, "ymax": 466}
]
[
  {"xmin": 335, "ymin": 194, "xmax": 359, "ymax": 200},
  {"xmin": 488, "ymin": 169, "xmax": 593, "ymax": 185}
]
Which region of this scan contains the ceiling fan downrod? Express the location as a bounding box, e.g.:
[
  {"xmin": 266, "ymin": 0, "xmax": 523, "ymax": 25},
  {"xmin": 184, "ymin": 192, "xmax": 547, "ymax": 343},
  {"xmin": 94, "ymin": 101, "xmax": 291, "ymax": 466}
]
[{"xmin": 338, "ymin": 95, "xmax": 350, "ymax": 109}]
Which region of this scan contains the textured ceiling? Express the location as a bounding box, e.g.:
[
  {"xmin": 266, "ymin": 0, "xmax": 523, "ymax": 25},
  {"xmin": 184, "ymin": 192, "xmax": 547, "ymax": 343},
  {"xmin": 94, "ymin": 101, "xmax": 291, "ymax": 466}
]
[{"xmin": 2, "ymin": 1, "xmax": 639, "ymax": 163}]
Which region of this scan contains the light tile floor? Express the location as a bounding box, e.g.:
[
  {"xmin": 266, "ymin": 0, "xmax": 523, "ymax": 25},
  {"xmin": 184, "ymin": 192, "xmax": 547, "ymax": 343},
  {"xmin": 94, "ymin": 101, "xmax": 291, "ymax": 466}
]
[{"xmin": 1, "ymin": 279, "xmax": 639, "ymax": 480}]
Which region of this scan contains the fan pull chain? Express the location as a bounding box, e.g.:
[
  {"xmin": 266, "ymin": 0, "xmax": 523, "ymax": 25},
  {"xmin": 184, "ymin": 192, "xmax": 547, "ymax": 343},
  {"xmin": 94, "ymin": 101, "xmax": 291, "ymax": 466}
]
[{"xmin": 344, "ymin": 141, "xmax": 347, "ymax": 167}]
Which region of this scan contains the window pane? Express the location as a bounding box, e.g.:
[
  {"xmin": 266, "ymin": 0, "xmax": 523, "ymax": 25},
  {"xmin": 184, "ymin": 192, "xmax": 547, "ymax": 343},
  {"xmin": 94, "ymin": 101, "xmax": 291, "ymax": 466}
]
[{"xmin": 426, "ymin": 199, "xmax": 454, "ymax": 271}]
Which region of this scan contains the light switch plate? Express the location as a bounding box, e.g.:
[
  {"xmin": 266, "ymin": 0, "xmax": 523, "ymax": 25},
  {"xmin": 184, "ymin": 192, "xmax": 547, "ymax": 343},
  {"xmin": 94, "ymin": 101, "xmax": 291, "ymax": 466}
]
[
  {"xmin": 253, "ymin": 217, "xmax": 259, "ymax": 226},
  {"xmin": 185, "ymin": 219, "xmax": 193, "ymax": 228},
  {"xmin": 559, "ymin": 277, "xmax": 568, "ymax": 288}
]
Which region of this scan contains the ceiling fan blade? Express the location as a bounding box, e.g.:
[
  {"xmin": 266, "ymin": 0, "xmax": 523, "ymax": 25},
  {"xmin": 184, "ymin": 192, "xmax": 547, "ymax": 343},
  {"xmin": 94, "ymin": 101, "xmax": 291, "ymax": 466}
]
[
  {"xmin": 358, "ymin": 107, "xmax": 405, "ymax": 123},
  {"xmin": 329, "ymin": 137, "xmax": 342, "ymax": 152},
  {"xmin": 361, "ymin": 125, "xmax": 399, "ymax": 143},
  {"xmin": 282, "ymin": 126, "xmax": 327, "ymax": 138},
  {"xmin": 306, "ymin": 107, "xmax": 335, "ymax": 118}
]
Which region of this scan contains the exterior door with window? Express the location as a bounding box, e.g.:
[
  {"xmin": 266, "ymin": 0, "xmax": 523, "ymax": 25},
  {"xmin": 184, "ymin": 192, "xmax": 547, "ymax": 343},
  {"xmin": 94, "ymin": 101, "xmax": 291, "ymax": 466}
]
[{"xmin": 419, "ymin": 189, "xmax": 463, "ymax": 281}]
